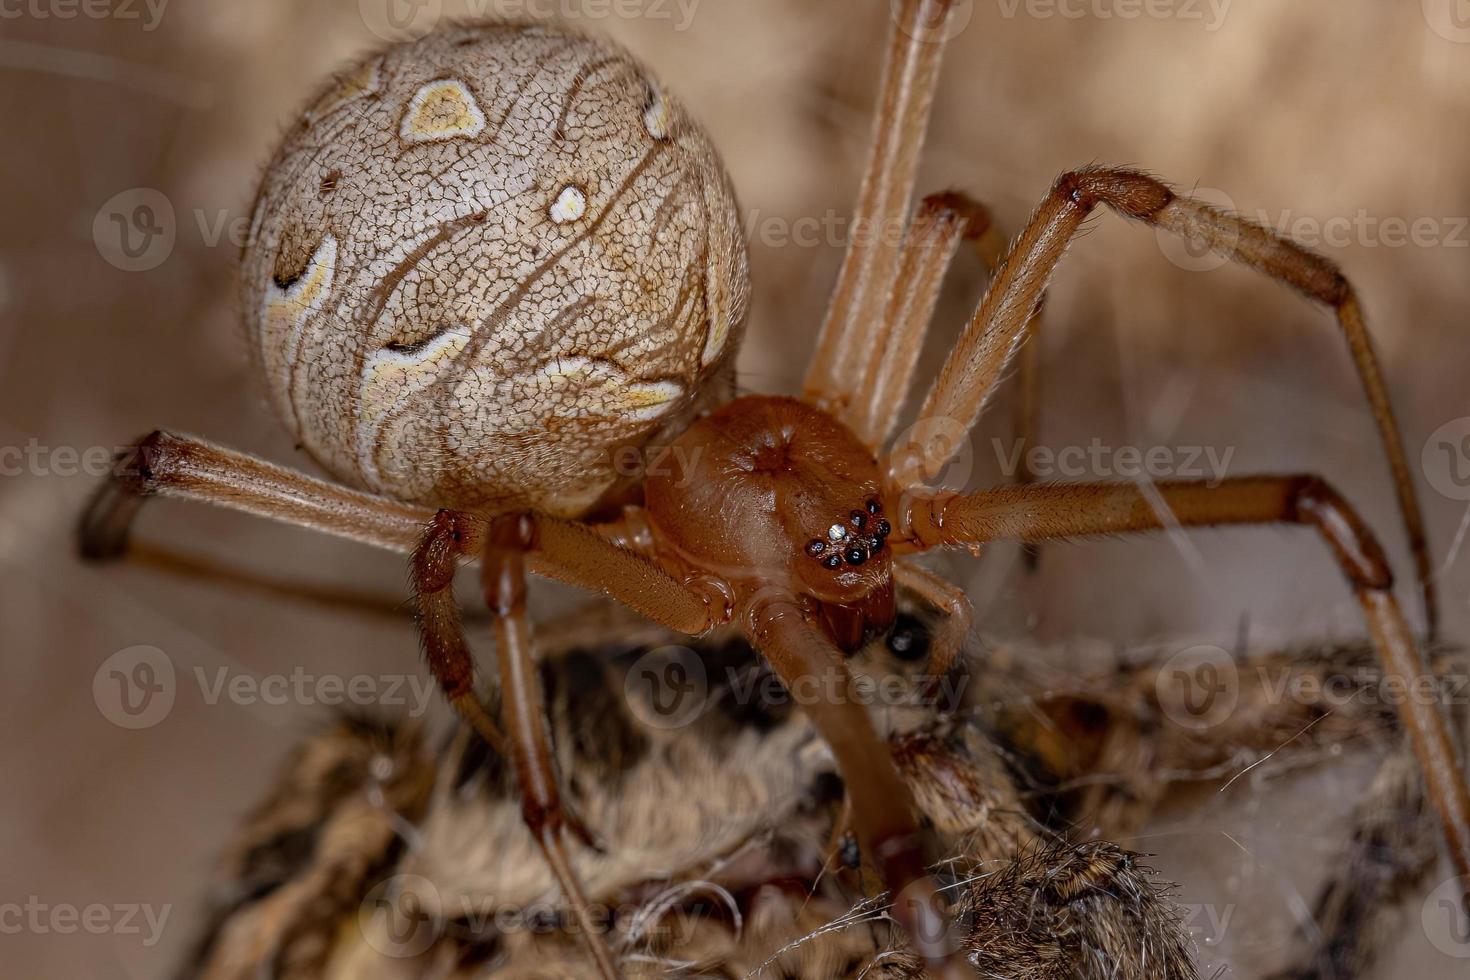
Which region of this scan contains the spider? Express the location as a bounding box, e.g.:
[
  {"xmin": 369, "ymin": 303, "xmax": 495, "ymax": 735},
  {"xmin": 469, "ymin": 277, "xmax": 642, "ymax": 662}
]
[
  {"xmin": 175, "ymin": 600, "xmax": 1462, "ymax": 978},
  {"xmin": 78, "ymin": 2, "xmax": 1469, "ymax": 977}
]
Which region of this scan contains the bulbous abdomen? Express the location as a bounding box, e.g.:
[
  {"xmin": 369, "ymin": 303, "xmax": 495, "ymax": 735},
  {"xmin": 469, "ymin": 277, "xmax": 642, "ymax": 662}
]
[{"xmin": 240, "ymin": 21, "xmax": 749, "ymax": 516}]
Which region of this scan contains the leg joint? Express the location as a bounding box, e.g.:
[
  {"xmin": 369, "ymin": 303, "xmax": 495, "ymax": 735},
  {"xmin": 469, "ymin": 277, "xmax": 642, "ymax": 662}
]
[
  {"xmin": 484, "ymin": 512, "xmax": 535, "ymax": 616},
  {"xmin": 117, "ymin": 429, "xmax": 178, "ymax": 493},
  {"xmin": 413, "ymin": 509, "xmax": 475, "ymax": 592},
  {"xmin": 1055, "ymin": 167, "xmax": 1174, "ymax": 220},
  {"xmin": 1288, "ymin": 475, "xmax": 1394, "ymax": 591},
  {"xmin": 920, "ymin": 190, "xmax": 994, "ymax": 240},
  {"xmin": 520, "ymin": 794, "xmax": 561, "ymax": 838},
  {"xmin": 888, "ymin": 487, "xmax": 958, "ymax": 551},
  {"xmin": 76, "ymin": 430, "xmax": 179, "ymax": 562},
  {"xmin": 489, "ymin": 512, "xmax": 537, "ymax": 551}
]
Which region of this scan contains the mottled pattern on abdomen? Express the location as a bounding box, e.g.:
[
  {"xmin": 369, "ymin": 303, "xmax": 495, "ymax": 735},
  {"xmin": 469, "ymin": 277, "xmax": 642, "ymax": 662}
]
[{"xmin": 241, "ymin": 20, "xmax": 749, "ymax": 515}]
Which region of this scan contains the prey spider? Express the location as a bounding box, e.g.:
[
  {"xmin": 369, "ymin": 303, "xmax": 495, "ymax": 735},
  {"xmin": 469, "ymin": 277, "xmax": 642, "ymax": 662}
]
[
  {"xmin": 177, "ymin": 601, "xmax": 1464, "ymax": 978},
  {"xmin": 79, "ymin": 2, "xmax": 1470, "ymax": 977}
]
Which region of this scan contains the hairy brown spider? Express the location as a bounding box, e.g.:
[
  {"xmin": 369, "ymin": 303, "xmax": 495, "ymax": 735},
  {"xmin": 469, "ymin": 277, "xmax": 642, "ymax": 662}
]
[
  {"xmin": 79, "ymin": 2, "xmax": 1470, "ymax": 977},
  {"xmin": 177, "ymin": 603, "xmax": 1464, "ymax": 978},
  {"xmin": 177, "ymin": 606, "xmax": 1204, "ymax": 979}
]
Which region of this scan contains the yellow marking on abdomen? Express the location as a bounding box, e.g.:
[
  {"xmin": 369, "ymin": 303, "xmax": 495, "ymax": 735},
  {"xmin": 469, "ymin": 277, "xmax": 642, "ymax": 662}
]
[{"xmin": 400, "ymin": 79, "xmax": 486, "ymax": 143}]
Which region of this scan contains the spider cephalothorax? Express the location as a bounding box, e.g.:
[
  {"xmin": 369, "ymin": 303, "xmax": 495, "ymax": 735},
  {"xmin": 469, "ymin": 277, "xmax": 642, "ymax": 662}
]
[
  {"xmin": 644, "ymin": 395, "xmax": 897, "ymax": 648},
  {"xmin": 81, "ymin": 2, "xmax": 1470, "ymax": 977}
]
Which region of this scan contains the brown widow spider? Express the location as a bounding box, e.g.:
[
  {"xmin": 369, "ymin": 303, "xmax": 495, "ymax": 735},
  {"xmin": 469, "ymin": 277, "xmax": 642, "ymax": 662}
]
[{"xmin": 79, "ymin": 2, "xmax": 1469, "ymax": 977}]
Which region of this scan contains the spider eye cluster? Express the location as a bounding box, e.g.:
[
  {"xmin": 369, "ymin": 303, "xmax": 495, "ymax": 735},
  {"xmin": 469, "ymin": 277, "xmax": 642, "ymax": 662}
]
[{"xmin": 805, "ymin": 499, "xmax": 891, "ymax": 569}]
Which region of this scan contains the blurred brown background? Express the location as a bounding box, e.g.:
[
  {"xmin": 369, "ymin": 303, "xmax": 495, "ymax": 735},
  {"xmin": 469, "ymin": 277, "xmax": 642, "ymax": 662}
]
[{"xmin": 3, "ymin": 0, "xmax": 1469, "ymax": 976}]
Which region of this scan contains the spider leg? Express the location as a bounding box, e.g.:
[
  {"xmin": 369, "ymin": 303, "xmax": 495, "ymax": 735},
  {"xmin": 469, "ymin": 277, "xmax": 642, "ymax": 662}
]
[
  {"xmin": 1146, "ymin": 640, "xmax": 1462, "ymax": 979},
  {"xmin": 744, "ymin": 592, "xmax": 969, "ymax": 980},
  {"xmin": 883, "ymin": 718, "xmax": 1196, "ymax": 977},
  {"xmin": 411, "ymin": 510, "xmax": 510, "ymax": 755},
  {"xmin": 1268, "ymin": 744, "xmax": 1448, "ymax": 980},
  {"xmin": 852, "ymin": 190, "xmax": 1049, "ymax": 569},
  {"xmin": 78, "ymin": 433, "xmax": 712, "ymax": 626},
  {"xmin": 890, "ymin": 474, "xmax": 1470, "ymax": 898},
  {"xmin": 77, "ymin": 430, "xmax": 433, "ymax": 558},
  {"xmin": 117, "ymin": 541, "xmax": 422, "ymax": 620},
  {"xmin": 849, "ymin": 192, "xmax": 994, "ymax": 446},
  {"xmin": 1012, "ymin": 640, "xmax": 1460, "ymax": 839},
  {"xmin": 894, "ymin": 559, "xmax": 972, "ymax": 681},
  {"xmin": 884, "ymin": 167, "xmax": 1436, "ymax": 638},
  {"xmin": 481, "ymin": 514, "xmax": 620, "ymax": 980},
  {"xmin": 410, "ymin": 510, "xmax": 730, "ymax": 980},
  {"xmin": 959, "ymin": 212, "xmax": 1047, "ymax": 508},
  {"xmin": 853, "ymin": 192, "xmax": 1045, "ymax": 470},
  {"xmin": 412, "ymin": 506, "xmax": 728, "ymax": 739},
  {"xmin": 1072, "ymin": 642, "xmax": 1464, "ymax": 979},
  {"xmin": 1037, "ymin": 637, "xmax": 1462, "ymax": 979},
  {"xmin": 961, "ymin": 842, "xmax": 1198, "ymax": 980},
  {"xmin": 802, "ymin": 0, "xmax": 961, "ymax": 414}
]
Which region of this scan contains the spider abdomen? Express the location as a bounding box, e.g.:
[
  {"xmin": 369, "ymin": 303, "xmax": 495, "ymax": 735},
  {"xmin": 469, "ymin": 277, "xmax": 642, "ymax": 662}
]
[{"xmin": 241, "ymin": 21, "xmax": 749, "ymax": 516}]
